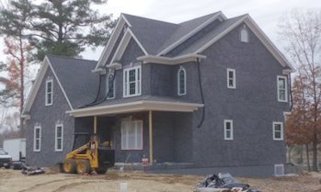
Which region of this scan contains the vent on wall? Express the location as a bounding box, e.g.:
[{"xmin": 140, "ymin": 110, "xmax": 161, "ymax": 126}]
[{"xmin": 274, "ymin": 164, "xmax": 285, "ymax": 177}]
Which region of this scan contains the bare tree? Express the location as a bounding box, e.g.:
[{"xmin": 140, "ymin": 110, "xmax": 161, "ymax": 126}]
[{"xmin": 280, "ymin": 9, "xmax": 321, "ymax": 171}]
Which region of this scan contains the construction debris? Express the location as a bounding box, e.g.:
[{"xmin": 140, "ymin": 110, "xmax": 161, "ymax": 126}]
[
  {"xmin": 194, "ymin": 173, "xmax": 261, "ymax": 192},
  {"xmin": 21, "ymin": 164, "xmax": 45, "ymax": 176}
]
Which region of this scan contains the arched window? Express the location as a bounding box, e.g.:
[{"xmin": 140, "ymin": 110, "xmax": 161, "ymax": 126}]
[
  {"xmin": 240, "ymin": 25, "xmax": 249, "ymax": 43},
  {"xmin": 177, "ymin": 66, "xmax": 186, "ymax": 96},
  {"xmin": 106, "ymin": 72, "xmax": 115, "ymax": 99}
]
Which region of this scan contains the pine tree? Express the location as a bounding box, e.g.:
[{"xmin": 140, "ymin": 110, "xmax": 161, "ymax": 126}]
[{"xmin": 0, "ymin": 0, "xmax": 115, "ymax": 61}]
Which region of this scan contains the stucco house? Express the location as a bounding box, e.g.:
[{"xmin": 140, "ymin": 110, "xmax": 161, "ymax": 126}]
[{"xmin": 22, "ymin": 11, "xmax": 293, "ymax": 177}]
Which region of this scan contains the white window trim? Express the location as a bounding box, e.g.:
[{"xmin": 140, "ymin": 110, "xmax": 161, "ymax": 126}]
[
  {"xmin": 274, "ymin": 164, "xmax": 285, "ymax": 177},
  {"xmin": 33, "ymin": 125, "xmax": 41, "ymax": 152},
  {"xmin": 177, "ymin": 66, "xmax": 187, "ymax": 96},
  {"xmin": 106, "ymin": 73, "xmax": 116, "ymax": 99},
  {"xmin": 224, "ymin": 119, "xmax": 234, "ymax": 140},
  {"xmin": 55, "ymin": 123, "xmax": 64, "ymax": 151},
  {"xmin": 227, "ymin": 68, "xmax": 236, "ymax": 89},
  {"xmin": 240, "ymin": 26, "xmax": 249, "ymax": 43},
  {"xmin": 273, "ymin": 122, "xmax": 284, "ymax": 141},
  {"xmin": 277, "ymin": 76, "xmax": 288, "ymax": 102},
  {"xmin": 123, "ymin": 65, "xmax": 142, "ymax": 98},
  {"xmin": 121, "ymin": 119, "xmax": 143, "ymax": 150},
  {"xmin": 45, "ymin": 79, "xmax": 53, "ymax": 106}
]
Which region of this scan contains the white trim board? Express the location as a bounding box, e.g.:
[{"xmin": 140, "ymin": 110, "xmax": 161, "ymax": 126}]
[
  {"xmin": 108, "ymin": 29, "xmax": 148, "ymax": 67},
  {"xmin": 95, "ymin": 15, "xmax": 127, "ymax": 71},
  {"xmin": 195, "ymin": 15, "xmax": 294, "ymax": 71},
  {"xmin": 137, "ymin": 54, "xmax": 206, "ymax": 65},
  {"xmin": 67, "ymin": 100, "xmax": 204, "ymax": 117}
]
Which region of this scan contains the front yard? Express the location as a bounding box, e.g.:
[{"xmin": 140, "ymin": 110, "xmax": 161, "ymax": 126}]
[{"xmin": 0, "ymin": 168, "xmax": 320, "ymax": 192}]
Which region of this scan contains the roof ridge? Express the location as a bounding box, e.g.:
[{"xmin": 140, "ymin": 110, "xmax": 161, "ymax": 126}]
[
  {"xmin": 46, "ymin": 54, "xmax": 97, "ymax": 63},
  {"xmin": 122, "ymin": 13, "xmax": 177, "ymax": 25},
  {"xmin": 178, "ymin": 11, "xmax": 222, "ymax": 25}
]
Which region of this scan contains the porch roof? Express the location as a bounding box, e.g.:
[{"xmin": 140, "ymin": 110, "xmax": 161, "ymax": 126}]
[{"xmin": 66, "ymin": 98, "xmax": 203, "ymax": 117}]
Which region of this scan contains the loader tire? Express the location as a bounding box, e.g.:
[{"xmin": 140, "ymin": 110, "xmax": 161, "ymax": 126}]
[
  {"xmin": 63, "ymin": 159, "xmax": 77, "ymax": 174},
  {"xmin": 76, "ymin": 160, "xmax": 91, "ymax": 174},
  {"xmin": 96, "ymin": 165, "xmax": 108, "ymax": 174}
]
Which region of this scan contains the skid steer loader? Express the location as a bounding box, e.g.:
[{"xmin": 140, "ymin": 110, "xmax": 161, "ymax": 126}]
[{"xmin": 63, "ymin": 134, "xmax": 115, "ymax": 174}]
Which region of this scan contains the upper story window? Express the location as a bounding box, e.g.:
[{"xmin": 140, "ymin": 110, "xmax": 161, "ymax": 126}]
[
  {"xmin": 123, "ymin": 66, "xmax": 141, "ymax": 97},
  {"xmin": 227, "ymin": 68, "xmax": 236, "ymax": 89},
  {"xmin": 33, "ymin": 125, "xmax": 41, "ymax": 152},
  {"xmin": 177, "ymin": 66, "xmax": 186, "ymax": 96},
  {"xmin": 277, "ymin": 76, "xmax": 288, "ymax": 102},
  {"xmin": 224, "ymin": 120, "xmax": 234, "ymax": 140},
  {"xmin": 55, "ymin": 123, "xmax": 64, "ymax": 151},
  {"xmin": 273, "ymin": 122, "xmax": 284, "ymax": 140},
  {"xmin": 240, "ymin": 25, "xmax": 249, "ymax": 43},
  {"xmin": 106, "ymin": 72, "xmax": 115, "ymax": 99},
  {"xmin": 45, "ymin": 79, "xmax": 53, "ymax": 106},
  {"xmin": 121, "ymin": 119, "xmax": 143, "ymax": 150}
]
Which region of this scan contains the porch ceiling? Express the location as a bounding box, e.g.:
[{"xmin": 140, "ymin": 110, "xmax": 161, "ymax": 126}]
[{"xmin": 66, "ymin": 100, "xmax": 203, "ymax": 117}]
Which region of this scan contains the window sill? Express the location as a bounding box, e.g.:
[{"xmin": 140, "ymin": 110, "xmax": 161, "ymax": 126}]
[{"xmin": 123, "ymin": 93, "xmax": 141, "ymax": 98}]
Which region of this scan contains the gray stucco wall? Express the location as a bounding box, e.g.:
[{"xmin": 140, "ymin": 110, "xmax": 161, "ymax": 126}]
[{"xmin": 25, "ymin": 67, "xmax": 74, "ymax": 167}]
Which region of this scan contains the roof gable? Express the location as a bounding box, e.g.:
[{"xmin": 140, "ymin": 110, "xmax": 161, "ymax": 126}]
[
  {"xmin": 95, "ymin": 14, "xmax": 149, "ymax": 70},
  {"xmin": 194, "ymin": 15, "xmax": 293, "ymax": 70},
  {"xmin": 95, "ymin": 12, "xmax": 293, "ymax": 71},
  {"xmin": 23, "ymin": 55, "xmax": 99, "ymax": 114},
  {"xmin": 23, "ymin": 56, "xmax": 73, "ymax": 114}
]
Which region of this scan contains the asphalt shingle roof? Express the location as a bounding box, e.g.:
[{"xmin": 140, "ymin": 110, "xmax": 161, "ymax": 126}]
[
  {"xmin": 123, "ymin": 11, "xmax": 231, "ymax": 56},
  {"xmin": 177, "ymin": 15, "xmax": 246, "ymax": 55},
  {"xmin": 47, "ymin": 55, "xmax": 99, "ymax": 108}
]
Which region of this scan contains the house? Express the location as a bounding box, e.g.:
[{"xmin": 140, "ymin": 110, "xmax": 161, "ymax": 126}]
[{"xmin": 22, "ymin": 11, "xmax": 293, "ymax": 177}]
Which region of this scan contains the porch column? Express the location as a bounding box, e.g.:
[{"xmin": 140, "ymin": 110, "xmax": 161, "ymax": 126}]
[
  {"xmin": 149, "ymin": 110, "xmax": 153, "ymax": 164},
  {"xmin": 93, "ymin": 116, "xmax": 97, "ymax": 134}
]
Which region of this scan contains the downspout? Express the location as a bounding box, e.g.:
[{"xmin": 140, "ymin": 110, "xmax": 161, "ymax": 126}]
[{"xmin": 196, "ymin": 58, "xmax": 205, "ymax": 128}]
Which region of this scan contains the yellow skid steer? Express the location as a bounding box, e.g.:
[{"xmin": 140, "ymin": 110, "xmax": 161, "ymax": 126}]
[{"xmin": 63, "ymin": 134, "xmax": 115, "ymax": 174}]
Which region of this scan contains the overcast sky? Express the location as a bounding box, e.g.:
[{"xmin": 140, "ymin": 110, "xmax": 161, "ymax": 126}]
[
  {"xmin": 80, "ymin": 0, "xmax": 321, "ymax": 59},
  {"xmin": 0, "ymin": 0, "xmax": 320, "ymax": 61}
]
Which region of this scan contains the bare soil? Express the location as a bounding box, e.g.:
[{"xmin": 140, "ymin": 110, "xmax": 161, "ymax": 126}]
[{"xmin": 0, "ymin": 168, "xmax": 320, "ymax": 192}]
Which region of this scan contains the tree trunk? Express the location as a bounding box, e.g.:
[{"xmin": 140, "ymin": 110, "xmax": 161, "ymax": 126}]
[
  {"xmin": 19, "ymin": 35, "xmax": 24, "ymax": 138},
  {"xmin": 312, "ymin": 132, "xmax": 318, "ymax": 171},
  {"xmin": 287, "ymin": 146, "xmax": 292, "ymax": 163},
  {"xmin": 306, "ymin": 144, "xmax": 311, "ymax": 171}
]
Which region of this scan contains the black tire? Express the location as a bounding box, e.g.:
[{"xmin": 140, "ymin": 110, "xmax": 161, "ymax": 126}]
[
  {"xmin": 76, "ymin": 160, "xmax": 91, "ymax": 174},
  {"xmin": 63, "ymin": 159, "xmax": 77, "ymax": 174},
  {"xmin": 96, "ymin": 165, "xmax": 108, "ymax": 174}
]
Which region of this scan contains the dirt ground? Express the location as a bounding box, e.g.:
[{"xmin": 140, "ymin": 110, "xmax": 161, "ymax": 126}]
[{"xmin": 0, "ymin": 168, "xmax": 321, "ymax": 192}]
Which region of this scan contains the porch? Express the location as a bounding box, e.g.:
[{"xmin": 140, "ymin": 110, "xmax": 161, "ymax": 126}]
[{"xmin": 67, "ymin": 99, "xmax": 203, "ymax": 165}]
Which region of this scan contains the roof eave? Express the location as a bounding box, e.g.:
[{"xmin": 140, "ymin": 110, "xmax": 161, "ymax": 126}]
[
  {"xmin": 67, "ymin": 100, "xmax": 204, "ymax": 117},
  {"xmin": 137, "ymin": 54, "xmax": 206, "ymax": 65}
]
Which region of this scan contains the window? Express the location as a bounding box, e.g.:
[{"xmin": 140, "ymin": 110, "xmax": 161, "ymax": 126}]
[
  {"xmin": 224, "ymin": 120, "xmax": 233, "ymax": 140},
  {"xmin": 277, "ymin": 76, "xmax": 288, "ymax": 102},
  {"xmin": 177, "ymin": 66, "xmax": 186, "ymax": 96},
  {"xmin": 55, "ymin": 123, "xmax": 63, "ymax": 151},
  {"xmin": 227, "ymin": 68, "xmax": 236, "ymax": 89},
  {"xmin": 274, "ymin": 164, "xmax": 284, "ymax": 176},
  {"xmin": 45, "ymin": 79, "xmax": 53, "ymax": 106},
  {"xmin": 121, "ymin": 119, "xmax": 143, "ymax": 150},
  {"xmin": 106, "ymin": 73, "xmax": 115, "ymax": 99},
  {"xmin": 123, "ymin": 66, "xmax": 141, "ymax": 97},
  {"xmin": 240, "ymin": 26, "xmax": 249, "ymax": 43},
  {"xmin": 273, "ymin": 122, "xmax": 284, "ymax": 140},
  {"xmin": 33, "ymin": 125, "xmax": 41, "ymax": 152}
]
